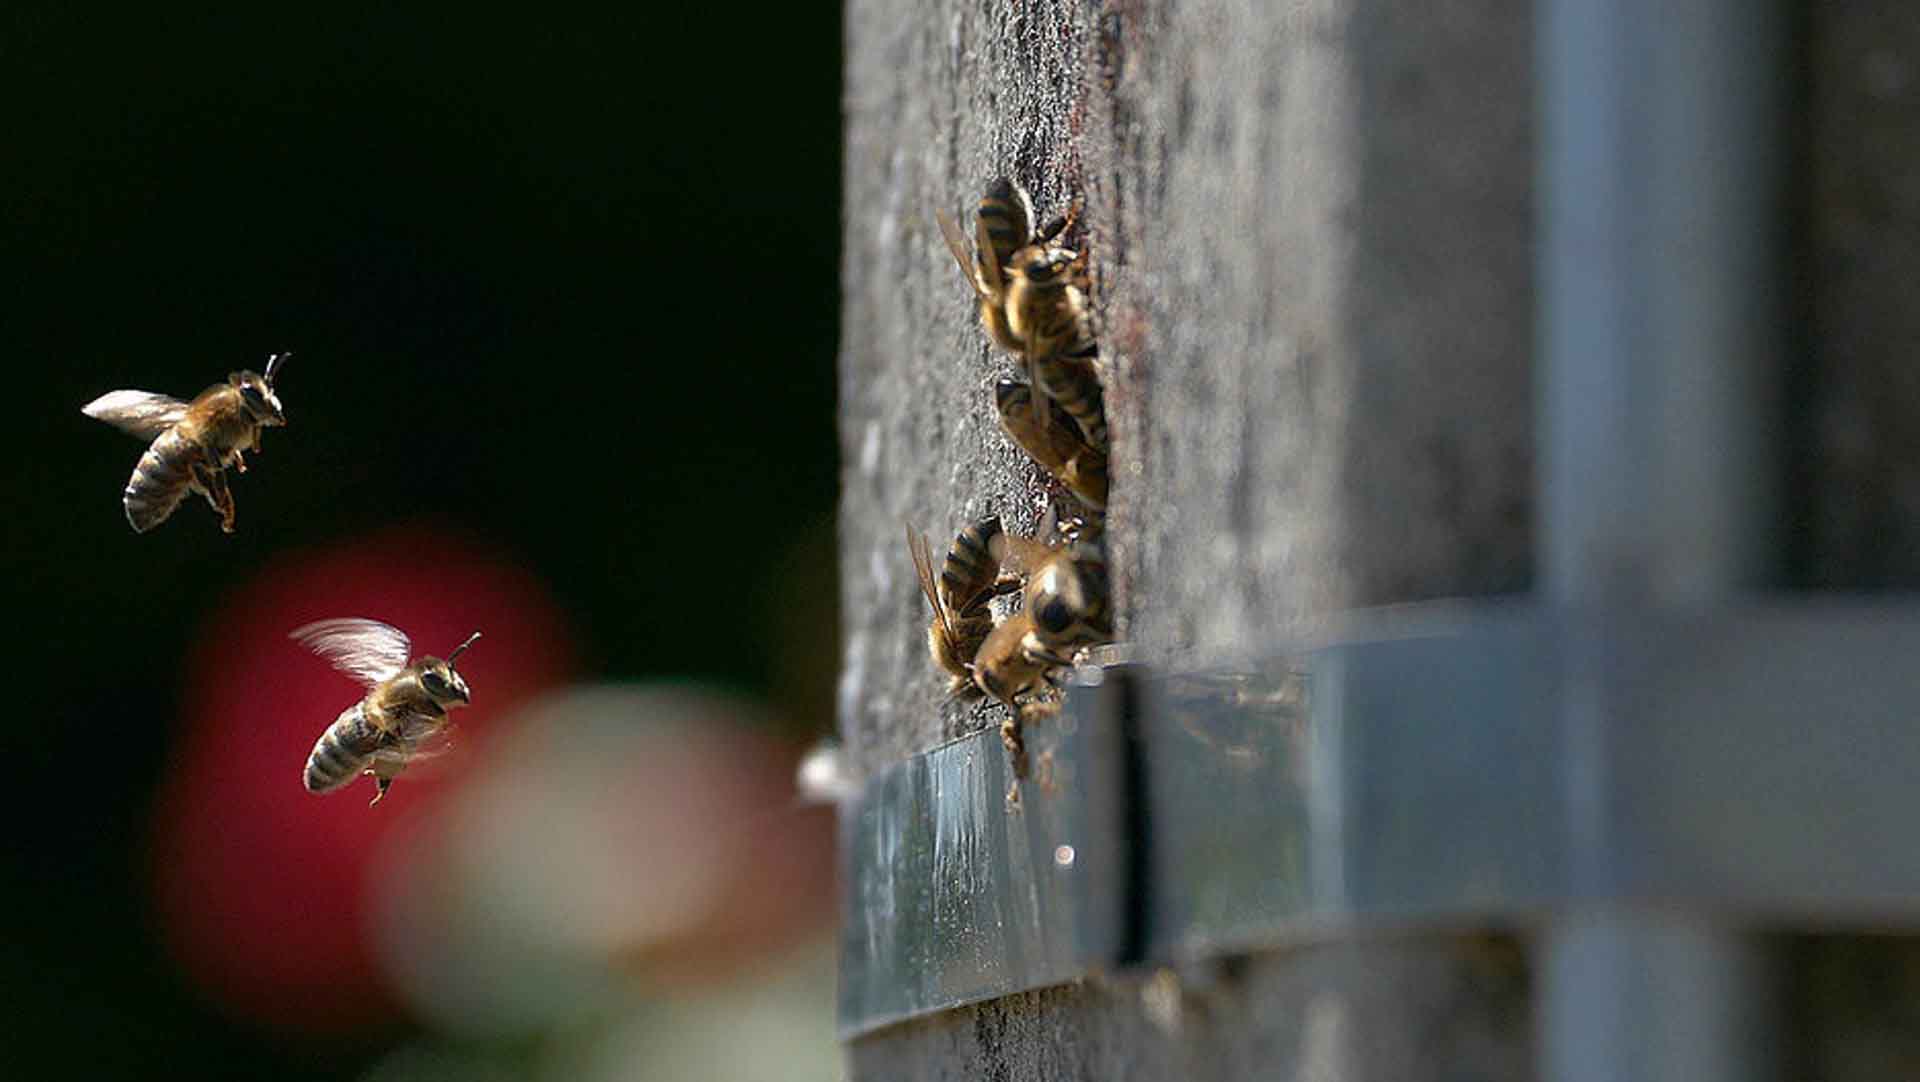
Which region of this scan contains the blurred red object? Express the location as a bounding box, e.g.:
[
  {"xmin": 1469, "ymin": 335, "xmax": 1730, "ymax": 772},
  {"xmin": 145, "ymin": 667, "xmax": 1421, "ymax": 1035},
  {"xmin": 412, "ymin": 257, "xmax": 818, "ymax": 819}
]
[{"xmin": 148, "ymin": 527, "xmax": 575, "ymax": 1036}]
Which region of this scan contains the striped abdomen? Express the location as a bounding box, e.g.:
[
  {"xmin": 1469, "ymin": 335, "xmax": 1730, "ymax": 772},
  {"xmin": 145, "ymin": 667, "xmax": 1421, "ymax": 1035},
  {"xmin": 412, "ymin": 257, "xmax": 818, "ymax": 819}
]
[
  {"xmin": 977, "ymin": 178, "xmax": 1037, "ymax": 276},
  {"xmin": 993, "ymin": 379, "xmax": 1108, "ymax": 509},
  {"xmin": 123, "ymin": 428, "xmax": 201, "ymax": 533},
  {"xmin": 304, "ymin": 703, "xmax": 384, "ymax": 793},
  {"xmin": 940, "ymin": 517, "xmax": 1008, "ymax": 618},
  {"xmin": 1032, "ymin": 350, "xmax": 1107, "ymax": 451}
]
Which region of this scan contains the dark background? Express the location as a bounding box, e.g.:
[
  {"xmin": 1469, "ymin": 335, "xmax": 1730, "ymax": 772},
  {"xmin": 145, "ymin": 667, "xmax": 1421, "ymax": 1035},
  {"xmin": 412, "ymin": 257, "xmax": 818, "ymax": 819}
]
[{"xmin": 2, "ymin": 7, "xmax": 841, "ymax": 1078}]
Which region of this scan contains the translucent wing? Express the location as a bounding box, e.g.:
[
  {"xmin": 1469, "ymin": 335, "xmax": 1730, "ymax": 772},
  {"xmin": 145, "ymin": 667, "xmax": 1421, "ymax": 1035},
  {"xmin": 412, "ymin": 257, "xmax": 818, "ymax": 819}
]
[
  {"xmin": 290, "ymin": 618, "xmax": 413, "ymax": 687},
  {"xmin": 82, "ymin": 390, "xmax": 190, "ymax": 440},
  {"xmin": 1024, "ymin": 348, "xmax": 1053, "ymax": 437},
  {"xmin": 369, "ymin": 730, "xmax": 456, "ymax": 773},
  {"xmin": 973, "ymin": 213, "xmax": 1005, "ymax": 295},
  {"xmin": 905, "ymin": 521, "xmax": 958, "ymax": 645},
  {"xmin": 935, "ymin": 209, "xmax": 989, "ymax": 300}
]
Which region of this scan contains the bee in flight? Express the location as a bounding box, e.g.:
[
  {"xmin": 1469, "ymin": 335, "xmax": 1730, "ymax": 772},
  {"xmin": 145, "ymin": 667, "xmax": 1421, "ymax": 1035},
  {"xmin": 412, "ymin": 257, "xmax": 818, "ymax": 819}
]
[
  {"xmin": 82, "ymin": 352, "xmax": 291, "ymax": 534},
  {"xmin": 292, "ymin": 618, "xmax": 481, "ymax": 806},
  {"xmin": 906, "ymin": 517, "xmax": 1019, "ymax": 702}
]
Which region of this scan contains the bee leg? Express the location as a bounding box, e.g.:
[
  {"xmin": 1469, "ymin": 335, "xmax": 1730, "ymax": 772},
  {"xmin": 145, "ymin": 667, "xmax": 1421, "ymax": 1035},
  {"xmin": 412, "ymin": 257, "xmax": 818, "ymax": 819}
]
[
  {"xmin": 1000, "ymin": 714, "xmax": 1029, "ymax": 780},
  {"xmin": 1036, "ymin": 195, "xmax": 1083, "ymax": 245},
  {"xmin": 190, "ymin": 460, "xmax": 237, "ymax": 534},
  {"xmin": 365, "ymin": 771, "xmax": 392, "ymax": 806}
]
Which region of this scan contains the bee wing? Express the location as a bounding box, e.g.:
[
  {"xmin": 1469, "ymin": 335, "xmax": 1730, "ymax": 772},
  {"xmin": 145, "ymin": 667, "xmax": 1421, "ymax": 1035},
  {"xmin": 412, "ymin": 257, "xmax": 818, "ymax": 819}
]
[
  {"xmin": 290, "ymin": 618, "xmax": 414, "ymax": 687},
  {"xmin": 82, "ymin": 390, "xmax": 191, "ymax": 440},
  {"xmin": 973, "ymin": 213, "xmax": 1006, "ymax": 296},
  {"xmin": 1023, "ymin": 349, "xmax": 1053, "ymax": 437},
  {"xmin": 935, "ymin": 209, "xmax": 989, "ymax": 301},
  {"xmin": 371, "ymin": 730, "xmax": 457, "ymax": 771},
  {"xmin": 905, "ymin": 521, "xmax": 960, "ymax": 644}
]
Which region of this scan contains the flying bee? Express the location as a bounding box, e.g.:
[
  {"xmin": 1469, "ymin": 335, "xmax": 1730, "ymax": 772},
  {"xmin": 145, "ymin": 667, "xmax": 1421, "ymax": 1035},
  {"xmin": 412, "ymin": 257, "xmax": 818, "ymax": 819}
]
[
  {"xmin": 82, "ymin": 352, "xmax": 290, "ymax": 534},
  {"xmin": 292, "ymin": 619, "xmax": 481, "ymax": 806},
  {"xmin": 906, "ymin": 517, "xmax": 1019, "ymax": 700},
  {"xmin": 994, "ymin": 378, "xmax": 1109, "ymax": 509},
  {"xmin": 936, "ymin": 177, "xmax": 1080, "ymax": 355}
]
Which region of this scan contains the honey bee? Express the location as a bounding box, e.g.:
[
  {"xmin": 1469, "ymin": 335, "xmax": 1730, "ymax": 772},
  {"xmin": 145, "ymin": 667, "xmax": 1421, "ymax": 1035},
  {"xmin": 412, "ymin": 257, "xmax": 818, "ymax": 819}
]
[
  {"xmin": 994, "ymin": 378, "xmax": 1109, "ymax": 510},
  {"xmin": 82, "ymin": 352, "xmax": 290, "ymax": 534},
  {"xmin": 1006, "ymin": 247, "xmax": 1106, "ymax": 449},
  {"xmin": 975, "ymin": 523, "xmax": 1115, "ymax": 778},
  {"xmin": 936, "ymin": 177, "xmax": 1080, "ymax": 355},
  {"xmin": 906, "ymin": 517, "xmax": 1018, "ymax": 700},
  {"xmin": 970, "ymin": 610, "xmax": 1074, "ymax": 780},
  {"xmin": 292, "ymin": 619, "xmax": 481, "ymax": 806}
]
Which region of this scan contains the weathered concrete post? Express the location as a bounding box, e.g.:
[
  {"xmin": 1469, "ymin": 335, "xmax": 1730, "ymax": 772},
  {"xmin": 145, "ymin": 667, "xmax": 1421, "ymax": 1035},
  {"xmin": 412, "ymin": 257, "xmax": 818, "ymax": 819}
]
[
  {"xmin": 839, "ymin": 0, "xmax": 1533, "ymax": 1076},
  {"xmin": 839, "ymin": 0, "xmax": 1920, "ymax": 1077}
]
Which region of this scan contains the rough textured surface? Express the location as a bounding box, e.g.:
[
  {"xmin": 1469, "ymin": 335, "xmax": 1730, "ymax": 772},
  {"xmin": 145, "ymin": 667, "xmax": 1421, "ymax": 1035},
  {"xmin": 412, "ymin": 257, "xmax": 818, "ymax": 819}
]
[
  {"xmin": 1094, "ymin": 0, "xmax": 1533, "ymax": 665},
  {"xmin": 837, "ymin": 0, "xmax": 1534, "ymax": 1077},
  {"xmin": 835, "ymin": 0, "xmax": 1532, "ymax": 783},
  {"xmin": 839, "ymin": 0, "xmax": 1920, "ymax": 1075}
]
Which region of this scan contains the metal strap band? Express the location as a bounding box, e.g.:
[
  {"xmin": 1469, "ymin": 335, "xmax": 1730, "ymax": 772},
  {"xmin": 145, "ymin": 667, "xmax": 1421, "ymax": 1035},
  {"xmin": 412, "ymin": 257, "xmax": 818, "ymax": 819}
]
[{"xmin": 840, "ymin": 602, "xmax": 1920, "ymax": 1037}]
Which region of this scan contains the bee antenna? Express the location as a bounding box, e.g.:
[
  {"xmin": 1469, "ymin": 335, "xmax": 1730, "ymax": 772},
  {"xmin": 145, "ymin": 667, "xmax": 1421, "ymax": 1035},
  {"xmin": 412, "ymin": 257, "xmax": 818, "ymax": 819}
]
[
  {"xmin": 264, "ymin": 351, "xmax": 292, "ymax": 384},
  {"xmin": 447, "ymin": 630, "xmax": 481, "ymax": 666}
]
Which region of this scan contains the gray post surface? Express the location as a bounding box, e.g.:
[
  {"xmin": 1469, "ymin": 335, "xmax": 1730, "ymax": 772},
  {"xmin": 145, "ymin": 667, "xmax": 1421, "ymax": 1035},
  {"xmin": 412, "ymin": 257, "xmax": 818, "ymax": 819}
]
[
  {"xmin": 840, "ymin": 0, "xmax": 1920, "ymax": 1077},
  {"xmin": 839, "ymin": 0, "xmax": 1533, "ymax": 1076}
]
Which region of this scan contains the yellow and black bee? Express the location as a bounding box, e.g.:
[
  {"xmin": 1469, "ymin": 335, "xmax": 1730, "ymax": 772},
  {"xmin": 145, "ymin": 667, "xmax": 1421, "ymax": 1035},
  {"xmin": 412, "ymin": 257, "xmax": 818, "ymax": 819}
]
[
  {"xmin": 293, "ymin": 619, "xmax": 480, "ymax": 805},
  {"xmin": 994, "ymin": 378, "xmax": 1108, "ymax": 510},
  {"xmin": 82, "ymin": 352, "xmax": 290, "ymax": 533},
  {"xmin": 906, "ymin": 517, "xmax": 1018, "ymax": 701}
]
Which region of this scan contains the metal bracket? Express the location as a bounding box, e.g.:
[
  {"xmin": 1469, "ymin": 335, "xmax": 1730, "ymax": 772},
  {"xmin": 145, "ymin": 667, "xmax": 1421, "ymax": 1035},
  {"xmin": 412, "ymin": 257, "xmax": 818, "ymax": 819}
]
[{"xmin": 839, "ymin": 601, "xmax": 1920, "ymax": 1038}]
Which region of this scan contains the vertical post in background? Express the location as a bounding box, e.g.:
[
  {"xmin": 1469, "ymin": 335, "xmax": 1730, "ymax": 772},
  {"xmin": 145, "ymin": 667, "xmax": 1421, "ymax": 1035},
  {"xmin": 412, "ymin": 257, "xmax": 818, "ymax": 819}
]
[{"xmin": 1537, "ymin": 0, "xmax": 1785, "ymax": 1078}]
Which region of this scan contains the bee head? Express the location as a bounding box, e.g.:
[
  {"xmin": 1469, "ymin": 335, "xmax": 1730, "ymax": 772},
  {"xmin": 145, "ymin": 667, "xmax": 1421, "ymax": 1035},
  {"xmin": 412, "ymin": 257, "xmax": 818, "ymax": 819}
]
[
  {"xmin": 230, "ymin": 369, "xmax": 286, "ymax": 426},
  {"xmin": 1017, "ymin": 248, "xmax": 1075, "ymax": 284},
  {"xmin": 418, "ymin": 660, "xmax": 471, "ymax": 705},
  {"xmin": 419, "ymin": 631, "xmax": 482, "ymax": 705}
]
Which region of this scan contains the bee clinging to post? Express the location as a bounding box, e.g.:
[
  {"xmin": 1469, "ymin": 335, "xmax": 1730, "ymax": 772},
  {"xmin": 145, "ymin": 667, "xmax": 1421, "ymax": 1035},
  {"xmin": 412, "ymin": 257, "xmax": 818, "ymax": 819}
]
[
  {"xmin": 937, "ymin": 178, "xmax": 1103, "ymax": 447},
  {"xmin": 974, "ymin": 520, "xmax": 1115, "ymax": 779},
  {"xmin": 936, "ymin": 177, "xmax": 1080, "ymax": 356},
  {"xmin": 82, "ymin": 352, "xmax": 291, "ymax": 534},
  {"xmin": 994, "ymin": 378, "xmax": 1109, "ymax": 510},
  {"xmin": 1005, "ymin": 246, "xmax": 1104, "ymax": 448},
  {"xmin": 1012, "ymin": 534, "xmax": 1113, "ymax": 657},
  {"xmin": 907, "ymin": 517, "xmax": 1019, "ymax": 701},
  {"xmin": 292, "ymin": 619, "xmax": 481, "ymax": 806}
]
